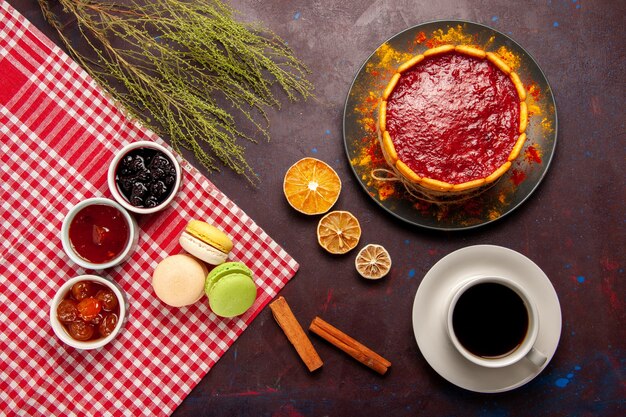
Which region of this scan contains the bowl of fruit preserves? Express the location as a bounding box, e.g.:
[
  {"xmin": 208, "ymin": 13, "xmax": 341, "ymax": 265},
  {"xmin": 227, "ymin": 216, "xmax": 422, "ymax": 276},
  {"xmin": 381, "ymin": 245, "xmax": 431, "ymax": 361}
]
[
  {"xmin": 108, "ymin": 141, "xmax": 182, "ymax": 214},
  {"xmin": 50, "ymin": 275, "xmax": 128, "ymax": 349},
  {"xmin": 61, "ymin": 198, "xmax": 138, "ymax": 269}
]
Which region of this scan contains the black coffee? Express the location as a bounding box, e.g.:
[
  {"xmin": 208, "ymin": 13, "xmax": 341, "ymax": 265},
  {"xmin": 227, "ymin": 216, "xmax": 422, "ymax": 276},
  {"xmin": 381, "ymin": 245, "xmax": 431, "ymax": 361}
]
[{"xmin": 452, "ymin": 282, "xmax": 529, "ymax": 359}]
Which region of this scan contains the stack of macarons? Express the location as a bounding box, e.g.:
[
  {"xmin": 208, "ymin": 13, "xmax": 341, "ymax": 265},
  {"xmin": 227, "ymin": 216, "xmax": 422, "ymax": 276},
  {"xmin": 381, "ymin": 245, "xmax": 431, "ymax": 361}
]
[{"xmin": 151, "ymin": 219, "xmax": 257, "ymax": 317}]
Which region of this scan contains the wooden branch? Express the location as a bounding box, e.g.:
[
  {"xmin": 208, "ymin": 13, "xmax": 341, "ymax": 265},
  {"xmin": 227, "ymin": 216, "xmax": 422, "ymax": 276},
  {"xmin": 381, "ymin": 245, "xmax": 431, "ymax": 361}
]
[{"xmin": 269, "ymin": 297, "xmax": 323, "ymax": 372}]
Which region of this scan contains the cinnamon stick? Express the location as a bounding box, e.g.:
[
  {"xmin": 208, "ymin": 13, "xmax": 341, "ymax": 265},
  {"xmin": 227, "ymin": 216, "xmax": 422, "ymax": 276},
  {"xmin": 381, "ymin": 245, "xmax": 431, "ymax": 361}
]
[
  {"xmin": 269, "ymin": 297, "xmax": 323, "ymax": 372},
  {"xmin": 309, "ymin": 317, "xmax": 391, "ymax": 375}
]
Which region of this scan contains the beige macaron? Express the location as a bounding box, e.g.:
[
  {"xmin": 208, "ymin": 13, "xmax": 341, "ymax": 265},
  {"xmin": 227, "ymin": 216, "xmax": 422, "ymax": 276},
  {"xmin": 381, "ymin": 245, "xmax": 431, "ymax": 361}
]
[{"xmin": 152, "ymin": 254, "xmax": 208, "ymax": 307}]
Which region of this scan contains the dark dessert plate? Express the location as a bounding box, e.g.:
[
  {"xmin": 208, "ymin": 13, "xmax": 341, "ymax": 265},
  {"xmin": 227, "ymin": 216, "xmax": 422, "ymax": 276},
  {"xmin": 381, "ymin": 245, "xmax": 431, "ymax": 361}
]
[{"xmin": 342, "ymin": 20, "xmax": 557, "ymax": 231}]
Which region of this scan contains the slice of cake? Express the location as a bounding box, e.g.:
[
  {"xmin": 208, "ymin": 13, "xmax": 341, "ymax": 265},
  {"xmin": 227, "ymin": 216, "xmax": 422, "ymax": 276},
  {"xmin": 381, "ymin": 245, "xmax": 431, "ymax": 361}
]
[{"xmin": 378, "ymin": 44, "xmax": 527, "ymax": 195}]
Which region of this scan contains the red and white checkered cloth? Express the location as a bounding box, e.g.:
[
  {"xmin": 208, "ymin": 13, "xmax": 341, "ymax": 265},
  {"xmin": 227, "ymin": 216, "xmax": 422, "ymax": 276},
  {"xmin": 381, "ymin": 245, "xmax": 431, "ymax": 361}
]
[{"xmin": 0, "ymin": 2, "xmax": 298, "ymax": 415}]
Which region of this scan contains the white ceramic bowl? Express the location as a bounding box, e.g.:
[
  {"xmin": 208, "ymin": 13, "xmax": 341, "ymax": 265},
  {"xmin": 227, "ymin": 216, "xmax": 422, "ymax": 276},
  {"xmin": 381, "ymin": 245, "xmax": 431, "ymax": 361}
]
[
  {"xmin": 50, "ymin": 275, "xmax": 128, "ymax": 350},
  {"xmin": 107, "ymin": 141, "xmax": 182, "ymax": 214},
  {"xmin": 61, "ymin": 197, "xmax": 138, "ymax": 270}
]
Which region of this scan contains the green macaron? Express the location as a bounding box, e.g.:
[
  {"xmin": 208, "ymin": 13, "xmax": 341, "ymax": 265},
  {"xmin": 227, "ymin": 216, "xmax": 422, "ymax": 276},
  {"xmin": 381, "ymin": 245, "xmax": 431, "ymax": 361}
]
[{"xmin": 204, "ymin": 262, "xmax": 256, "ymax": 318}]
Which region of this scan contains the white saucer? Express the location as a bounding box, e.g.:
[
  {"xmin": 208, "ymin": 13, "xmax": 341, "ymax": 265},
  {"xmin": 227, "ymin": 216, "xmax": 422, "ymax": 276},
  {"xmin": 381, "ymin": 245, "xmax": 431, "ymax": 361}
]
[{"xmin": 412, "ymin": 245, "xmax": 562, "ymax": 393}]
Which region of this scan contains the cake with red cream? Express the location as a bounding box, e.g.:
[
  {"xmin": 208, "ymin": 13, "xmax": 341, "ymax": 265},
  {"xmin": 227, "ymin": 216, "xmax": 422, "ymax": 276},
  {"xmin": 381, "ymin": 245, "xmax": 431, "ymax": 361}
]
[{"xmin": 379, "ymin": 44, "xmax": 528, "ymax": 194}]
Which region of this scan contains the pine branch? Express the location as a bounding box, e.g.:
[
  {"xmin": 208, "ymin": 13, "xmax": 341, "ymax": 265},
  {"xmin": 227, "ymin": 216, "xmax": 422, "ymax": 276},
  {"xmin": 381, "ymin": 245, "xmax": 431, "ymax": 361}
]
[{"xmin": 38, "ymin": 0, "xmax": 314, "ymax": 184}]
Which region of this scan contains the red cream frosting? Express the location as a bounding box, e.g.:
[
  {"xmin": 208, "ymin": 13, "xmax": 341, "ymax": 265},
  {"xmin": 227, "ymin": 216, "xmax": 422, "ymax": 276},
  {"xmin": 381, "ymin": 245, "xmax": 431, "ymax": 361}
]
[{"xmin": 386, "ymin": 52, "xmax": 520, "ymax": 184}]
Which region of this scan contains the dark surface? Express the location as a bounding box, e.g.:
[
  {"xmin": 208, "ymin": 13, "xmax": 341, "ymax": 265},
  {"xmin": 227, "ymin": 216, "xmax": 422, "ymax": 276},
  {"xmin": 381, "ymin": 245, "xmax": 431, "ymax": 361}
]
[{"xmin": 8, "ymin": 0, "xmax": 625, "ymax": 416}]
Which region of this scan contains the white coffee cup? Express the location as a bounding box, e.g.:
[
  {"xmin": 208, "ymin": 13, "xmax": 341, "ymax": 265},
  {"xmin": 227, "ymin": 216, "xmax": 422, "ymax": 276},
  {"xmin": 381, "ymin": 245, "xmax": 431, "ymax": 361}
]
[{"xmin": 446, "ymin": 276, "xmax": 547, "ymax": 368}]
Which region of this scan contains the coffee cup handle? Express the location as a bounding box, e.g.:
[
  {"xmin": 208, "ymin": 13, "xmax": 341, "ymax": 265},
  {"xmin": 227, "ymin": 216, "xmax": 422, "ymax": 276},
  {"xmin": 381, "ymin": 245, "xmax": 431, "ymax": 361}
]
[{"xmin": 526, "ymin": 347, "xmax": 547, "ymax": 367}]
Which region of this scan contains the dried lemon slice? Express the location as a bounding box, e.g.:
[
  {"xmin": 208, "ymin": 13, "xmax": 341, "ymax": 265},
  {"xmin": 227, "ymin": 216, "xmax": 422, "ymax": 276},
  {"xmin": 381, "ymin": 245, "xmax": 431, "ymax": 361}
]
[
  {"xmin": 283, "ymin": 157, "xmax": 341, "ymax": 215},
  {"xmin": 317, "ymin": 211, "xmax": 361, "ymax": 254},
  {"xmin": 355, "ymin": 244, "xmax": 392, "ymax": 279}
]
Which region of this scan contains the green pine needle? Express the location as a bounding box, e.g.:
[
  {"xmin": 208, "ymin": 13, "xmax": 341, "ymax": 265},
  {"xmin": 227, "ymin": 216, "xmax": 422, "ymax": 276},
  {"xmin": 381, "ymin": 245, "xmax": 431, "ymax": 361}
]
[{"xmin": 38, "ymin": 0, "xmax": 313, "ymax": 184}]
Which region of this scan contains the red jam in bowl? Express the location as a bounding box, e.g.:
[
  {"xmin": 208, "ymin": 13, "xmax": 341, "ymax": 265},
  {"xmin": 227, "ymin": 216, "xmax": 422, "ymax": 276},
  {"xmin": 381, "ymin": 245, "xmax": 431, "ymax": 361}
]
[{"xmin": 68, "ymin": 204, "xmax": 130, "ymax": 264}]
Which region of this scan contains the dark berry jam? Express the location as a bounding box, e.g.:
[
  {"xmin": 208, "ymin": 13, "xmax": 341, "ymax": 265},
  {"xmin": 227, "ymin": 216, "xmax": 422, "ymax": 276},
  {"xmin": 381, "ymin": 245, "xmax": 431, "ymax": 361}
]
[
  {"xmin": 58, "ymin": 280, "xmax": 121, "ymax": 341},
  {"xmin": 115, "ymin": 147, "xmax": 176, "ymax": 208},
  {"xmin": 386, "ymin": 52, "xmax": 520, "ymax": 184},
  {"xmin": 69, "ymin": 204, "xmax": 130, "ymax": 264}
]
